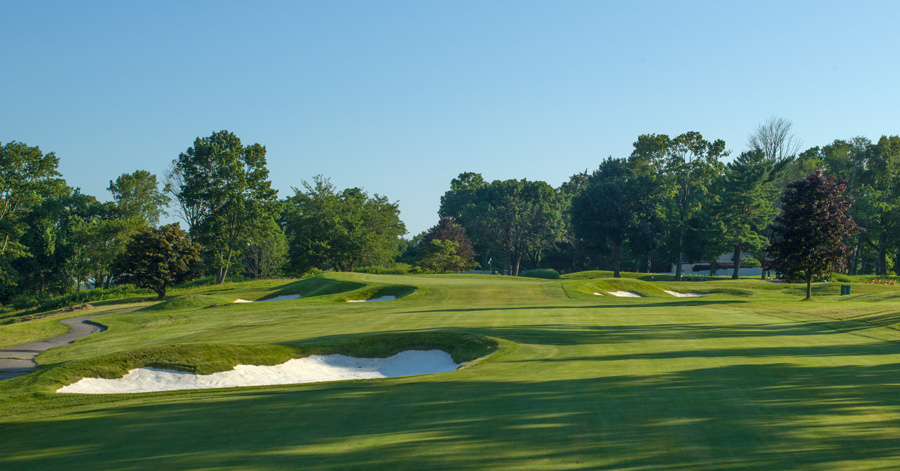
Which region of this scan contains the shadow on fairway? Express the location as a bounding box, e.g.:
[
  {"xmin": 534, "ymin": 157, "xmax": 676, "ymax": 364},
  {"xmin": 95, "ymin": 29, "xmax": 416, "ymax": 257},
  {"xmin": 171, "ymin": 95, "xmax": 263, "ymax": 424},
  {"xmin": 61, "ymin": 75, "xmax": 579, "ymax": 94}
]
[{"xmin": 4, "ymin": 358, "xmax": 900, "ymax": 470}]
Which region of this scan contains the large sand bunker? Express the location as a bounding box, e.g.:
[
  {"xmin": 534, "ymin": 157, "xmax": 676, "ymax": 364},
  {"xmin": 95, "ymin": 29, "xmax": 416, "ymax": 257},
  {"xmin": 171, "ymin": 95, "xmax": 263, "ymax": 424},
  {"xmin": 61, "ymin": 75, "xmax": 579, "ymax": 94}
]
[{"xmin": 58, "ymin": 350, "xmax": 459, "ymax": 394}]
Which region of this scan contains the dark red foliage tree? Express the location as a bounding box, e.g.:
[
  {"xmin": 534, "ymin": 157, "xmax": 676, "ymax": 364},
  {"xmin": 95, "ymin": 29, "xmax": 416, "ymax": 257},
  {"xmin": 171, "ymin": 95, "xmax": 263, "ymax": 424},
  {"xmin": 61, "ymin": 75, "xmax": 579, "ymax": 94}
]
[
  {"xmin": 419, "ymin": 217, "xmax": 476, "ymax": 269},
  {"xmin": 765, "ymin": 171, "xmax": 860, "ymax": 299}
]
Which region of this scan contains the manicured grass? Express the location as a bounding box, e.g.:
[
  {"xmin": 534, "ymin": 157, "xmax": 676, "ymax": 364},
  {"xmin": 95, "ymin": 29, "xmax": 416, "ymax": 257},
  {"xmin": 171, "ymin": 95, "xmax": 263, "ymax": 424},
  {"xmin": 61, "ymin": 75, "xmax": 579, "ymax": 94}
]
[{"xmin": 3, "ymin": 272, "xmax": 900, "ymax": 470}]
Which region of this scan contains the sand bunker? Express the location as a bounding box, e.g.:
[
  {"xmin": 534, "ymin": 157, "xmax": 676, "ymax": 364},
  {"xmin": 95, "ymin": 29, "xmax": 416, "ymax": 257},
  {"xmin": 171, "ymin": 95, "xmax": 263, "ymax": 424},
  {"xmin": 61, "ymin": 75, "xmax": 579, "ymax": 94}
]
[
  {"xmin": 608, "ymin": 291, "xmax": 642, "ymax": 297},
  {"xmin": 347, "ymin": 295, "xmax": 397, "ymax": 303},
  {"xmin": 593, "ymin": 292, "xmax": 604, "ymax": 296},
  {"xmin": 57, "ymin": 350, "xmax": 459, "ymax": 394},
  {"xmin": 234, "ymin": 294, "xmax": 302, "ymax": 303},
  {"xmin": 663, "ymin": 290, "xmax": 707, "ymax": 297}
]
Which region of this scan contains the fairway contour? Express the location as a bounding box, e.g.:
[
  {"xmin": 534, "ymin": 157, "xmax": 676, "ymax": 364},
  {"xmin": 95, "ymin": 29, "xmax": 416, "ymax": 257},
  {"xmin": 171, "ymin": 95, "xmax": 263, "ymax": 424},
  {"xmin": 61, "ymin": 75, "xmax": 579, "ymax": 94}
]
[{"xmin": 57, "ymin": 350, "xmax": 459, "ymax": 394}]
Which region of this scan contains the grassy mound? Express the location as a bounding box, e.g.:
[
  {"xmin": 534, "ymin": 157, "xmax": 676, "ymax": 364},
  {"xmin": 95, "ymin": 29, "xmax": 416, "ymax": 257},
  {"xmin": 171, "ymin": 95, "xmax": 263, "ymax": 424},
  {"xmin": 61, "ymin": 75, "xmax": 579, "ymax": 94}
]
[
  {"xmin": 47, "ymin": 332, "xmax": 499, "ymax": 389},
  {"xmin": 339, "ymin": 284, "xmax": 418, "ymax": 302},
  {"xmin": 562, "ymin": 270, "xmax": 681, "ymax": 282},
  {"xmin": 139, "ymin": 294, "xmax": 235, "ymax": 312},
  {"xmin": 520, "ymin": 269, "xmax": 560, "ymax": 279},
  {"xmin": 569, "ymin": 277, "xmax": 670, "ymax": 297},
  {"xmin": 268, "ymin": 275, "xmax": 366, "ymax": 299},
  {"xmin": 295, "ymin": 331, "xmax": 499, "ymax": 364}
]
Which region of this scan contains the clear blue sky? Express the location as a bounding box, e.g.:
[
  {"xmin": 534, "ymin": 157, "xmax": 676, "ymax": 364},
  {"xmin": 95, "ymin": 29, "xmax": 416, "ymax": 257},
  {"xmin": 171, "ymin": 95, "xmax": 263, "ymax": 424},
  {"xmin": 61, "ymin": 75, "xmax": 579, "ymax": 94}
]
[{"xmin": 3, "ymin": 1, "xmax": 899, "ymax": 236}]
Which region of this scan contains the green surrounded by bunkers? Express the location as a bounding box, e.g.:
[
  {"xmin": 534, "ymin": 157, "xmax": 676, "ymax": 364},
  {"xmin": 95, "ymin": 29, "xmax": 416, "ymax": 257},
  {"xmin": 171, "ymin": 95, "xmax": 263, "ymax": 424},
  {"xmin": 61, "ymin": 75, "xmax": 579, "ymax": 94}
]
[{"xmin": 3, "ymin": 272, "xmax": 900, "ymax": 470}]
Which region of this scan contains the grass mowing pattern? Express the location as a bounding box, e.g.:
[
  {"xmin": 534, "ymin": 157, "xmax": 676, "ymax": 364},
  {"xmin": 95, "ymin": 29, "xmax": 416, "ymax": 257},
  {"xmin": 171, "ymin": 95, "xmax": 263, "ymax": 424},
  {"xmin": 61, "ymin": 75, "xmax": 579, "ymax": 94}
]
[{"xmin": 4, "ymin": 272, "xmax": 900, "ymax": 469}]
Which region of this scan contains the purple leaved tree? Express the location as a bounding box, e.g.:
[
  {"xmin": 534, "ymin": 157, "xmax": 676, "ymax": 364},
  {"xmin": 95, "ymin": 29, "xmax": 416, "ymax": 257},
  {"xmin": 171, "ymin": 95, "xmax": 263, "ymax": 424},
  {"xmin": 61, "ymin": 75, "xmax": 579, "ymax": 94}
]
[{"xmin": 765, "ymin": 171, "xmax": 860, "ymax": 299}]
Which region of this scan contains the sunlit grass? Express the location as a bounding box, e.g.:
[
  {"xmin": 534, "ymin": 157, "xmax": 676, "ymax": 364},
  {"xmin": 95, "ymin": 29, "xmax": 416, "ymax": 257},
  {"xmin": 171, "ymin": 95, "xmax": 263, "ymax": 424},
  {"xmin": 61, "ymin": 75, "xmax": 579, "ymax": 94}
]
[{"xmin": 3, "ymin": 272, "xmax": 900, "ymax": 470}]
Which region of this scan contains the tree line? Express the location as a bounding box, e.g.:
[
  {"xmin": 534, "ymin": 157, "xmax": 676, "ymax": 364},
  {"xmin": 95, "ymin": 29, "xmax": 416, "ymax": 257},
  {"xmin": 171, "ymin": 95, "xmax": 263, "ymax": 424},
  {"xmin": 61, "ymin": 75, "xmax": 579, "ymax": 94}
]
[
  {"xmin": 0, "ymin": 131, "xmax": 406, "ymax": 304},
  {"xmin": 1, "ymin": 119, "xmax": 896, "ymax": 305},
  {"xmin": 429, "ymin": 118, "xmax": 896, "ymax": 280}
]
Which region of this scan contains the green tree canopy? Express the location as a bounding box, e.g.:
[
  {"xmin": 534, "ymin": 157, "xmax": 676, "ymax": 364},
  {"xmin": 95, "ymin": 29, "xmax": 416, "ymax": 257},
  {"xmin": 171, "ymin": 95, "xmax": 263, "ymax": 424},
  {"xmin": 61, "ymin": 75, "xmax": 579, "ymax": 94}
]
[
  {"xmin": 571, "ymin": 158, "xmax": 648, "ymax": 277},
  {"xmin": 439, "ymin": 175, "xmax": 565, "ymax": 275},
  {"xmin": 713, "ymin": 149, "xmax": 789, "ymax": 278},
  {"xmin": 646, "ymin": 131, "xmax": 728, "ymax": 280},
  {"xmin": 417, "ymin": 239, "xmax": 465, "ymax": 273},
  {"xmin": 285, "ymin": 176, "xmax": 406, "ymax": 273},
  {"xmin": 418, "ymin": 217, "xmax": 475, "ymax": 269},
  {"xmin": 108, "ymin": 170, "xmax": 170, "ymax": 227},
  {"xmin": 171, "ymin": 131, "xmax": 280, "ymax": 284},
  {"xmin": 114, "ymin": 223, "xmax": 202, "ymax": 300},
  {"xmin": 0, "ymin": 141, "xmax": 62, "ymax": 291}
]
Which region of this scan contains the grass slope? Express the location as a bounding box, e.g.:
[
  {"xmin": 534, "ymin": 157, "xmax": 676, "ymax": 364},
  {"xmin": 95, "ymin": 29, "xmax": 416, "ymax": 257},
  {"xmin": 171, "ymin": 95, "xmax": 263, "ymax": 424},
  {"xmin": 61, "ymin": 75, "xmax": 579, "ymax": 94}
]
[{"xmin": 3, "ymin": 272, "xmax": 900, "ymax": 470}]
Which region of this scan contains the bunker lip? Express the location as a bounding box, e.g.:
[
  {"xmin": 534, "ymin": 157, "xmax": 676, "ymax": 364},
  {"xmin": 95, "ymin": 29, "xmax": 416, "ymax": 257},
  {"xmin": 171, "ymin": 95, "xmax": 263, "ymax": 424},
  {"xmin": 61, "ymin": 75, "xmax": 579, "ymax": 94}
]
[
  {"xmin": 347, "ymin": 295, "xmax": 397, "ymax": 303},
  {"xmin": 234, "ymin": 294, "xmax": 302, "ymax": 303},
  {"xmin": 608, "ymin": 291, "xmax": 641, "ymax": 297},
  {"xmin": 57, "ymin": 350, "xmax": 459, "ymax": 394},
  {"xmin": 663, "ymin": 290, "xmax": 707, "ymax": 297}
]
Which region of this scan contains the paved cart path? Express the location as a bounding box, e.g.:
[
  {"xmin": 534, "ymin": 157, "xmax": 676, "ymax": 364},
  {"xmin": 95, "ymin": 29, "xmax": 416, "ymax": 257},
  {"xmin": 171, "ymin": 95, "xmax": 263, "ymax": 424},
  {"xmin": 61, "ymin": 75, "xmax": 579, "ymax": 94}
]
[{"xmin": 0, "ymin": 309, "xmax": 132, "ymax": 380}]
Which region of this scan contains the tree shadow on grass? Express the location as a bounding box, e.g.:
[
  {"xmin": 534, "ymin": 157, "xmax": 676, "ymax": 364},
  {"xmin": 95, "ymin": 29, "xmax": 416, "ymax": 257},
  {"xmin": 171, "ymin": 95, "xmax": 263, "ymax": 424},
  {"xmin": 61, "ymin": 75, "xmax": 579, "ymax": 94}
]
[{"xmin": 4, "ymin": 358, "xmax": 900, "ymax": 470}]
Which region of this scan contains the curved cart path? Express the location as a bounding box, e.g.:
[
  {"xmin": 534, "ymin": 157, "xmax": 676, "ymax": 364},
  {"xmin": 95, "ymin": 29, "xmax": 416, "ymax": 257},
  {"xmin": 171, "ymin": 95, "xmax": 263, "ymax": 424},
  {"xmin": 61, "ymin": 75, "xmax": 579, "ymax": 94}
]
[{"xmin": 0, "ymin": 308, "xmax": 132, "ymax": 381}]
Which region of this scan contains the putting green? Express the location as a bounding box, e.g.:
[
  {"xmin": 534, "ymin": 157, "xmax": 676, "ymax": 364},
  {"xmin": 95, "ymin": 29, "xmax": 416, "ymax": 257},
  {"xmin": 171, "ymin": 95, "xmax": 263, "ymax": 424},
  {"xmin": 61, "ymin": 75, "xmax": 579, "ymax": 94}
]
[{"xmin": 2, "ymin": 272, "xmax": 900, "ymax": 470}]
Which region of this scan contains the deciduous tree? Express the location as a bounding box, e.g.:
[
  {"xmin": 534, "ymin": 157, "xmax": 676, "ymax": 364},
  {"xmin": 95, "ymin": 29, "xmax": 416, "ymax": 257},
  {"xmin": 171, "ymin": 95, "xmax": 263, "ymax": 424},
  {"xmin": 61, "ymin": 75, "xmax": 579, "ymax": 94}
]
[
  {"xmin": 171, "ymin": 131, "xmax": 280, "ymax": 284},
  {"xmin": 285, "ymin": 176, "xmax": 405, "ymax": 273},
  {"xmin": 418, "ymin": 217, "xmax": 475, "ymax": 269},
  {"xmin": 114, "ymin": 223, "xmax": 201, "ymax": 300},
  {"xmin": 766, "ymin": 171, "xmax": 859, "ymax": 299},
  {"xmin": 655, "ymin": 132, "xmax": 728, "ymax": 280},
  {"xmin": 571, "ymin": 158, "xmax": 646, "ymax": 277},
  {"xmin": 0, "ymin": 141, "xmax": 62, "ymax": 292},
  {"xmin": 108, "ymin": 170, "xmax": 170, "ymax": 227}
]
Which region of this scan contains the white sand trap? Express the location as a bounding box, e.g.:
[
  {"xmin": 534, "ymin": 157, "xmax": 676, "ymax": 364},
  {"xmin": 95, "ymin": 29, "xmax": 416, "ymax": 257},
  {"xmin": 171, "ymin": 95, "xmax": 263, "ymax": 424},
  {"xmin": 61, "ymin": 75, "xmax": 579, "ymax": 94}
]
[
  {"xmin": 234, "ymin": 294, "xmax": 302, "ymax": 303},
  {"xmin": 663, "ymin": 290, "xmax": 707, "ymax": 297},
  {"xmin": 593, "ymin": 292, "xmax": 604, "ymax": 296},
  {"xmin": 608, "ymin": 291, "xmax": 642, "ymax": 297},
  {"xmin": 347, "ymin": 295, "xmax": 397, "ymax": 303},
  {"xmin": 58, "ymin": 350, "xmax": 459, "ymax": 394}
]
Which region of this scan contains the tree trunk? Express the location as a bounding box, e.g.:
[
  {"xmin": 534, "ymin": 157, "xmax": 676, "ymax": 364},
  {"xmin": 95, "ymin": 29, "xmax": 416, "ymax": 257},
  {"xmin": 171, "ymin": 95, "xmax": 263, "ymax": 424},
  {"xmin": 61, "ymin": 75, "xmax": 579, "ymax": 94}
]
[
  {"xmin": 710, "ymin": 260, "xmax": 718, "ymax": 277},
  {"xmin": 675, "ymin": 249, "xmax": 684, "ymax": 281},
  {"xmin": 156, "ymin": 287, "xmax": 167, "ymax": 300},
  {"xmin": 878, "ymin": 228, "xmax": 887, "ymax": 276},
  {"xmin": 613, "ymin": 241, "xmax": 622, "ymax": 278},
  {"xmin": 732, "ymin": 244, "xmax": 742, "ymax": 280},
  {"xmin": 216, "ymin": 248, "xmax": 234, "ymax": 284},
  {"xmin": 806, "ymin": 274, "xmax": 812, "ymax": 300}
]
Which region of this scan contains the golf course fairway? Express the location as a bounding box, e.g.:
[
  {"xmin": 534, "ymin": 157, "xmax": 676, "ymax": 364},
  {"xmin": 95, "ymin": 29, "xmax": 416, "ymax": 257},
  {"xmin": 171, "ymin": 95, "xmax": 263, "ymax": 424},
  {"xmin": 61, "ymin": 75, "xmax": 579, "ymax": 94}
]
[{"xmin": 2, "ymin": 272, "xmax": 900, "ymax": 470}]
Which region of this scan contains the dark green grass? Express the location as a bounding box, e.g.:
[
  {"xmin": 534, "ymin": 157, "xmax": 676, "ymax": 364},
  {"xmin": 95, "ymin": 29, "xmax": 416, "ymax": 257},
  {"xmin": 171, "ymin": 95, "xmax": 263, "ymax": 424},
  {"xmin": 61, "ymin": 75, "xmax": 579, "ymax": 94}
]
[{"xmin": 4, "ymin": 272, "xmax": 900, "ymax": 470}]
